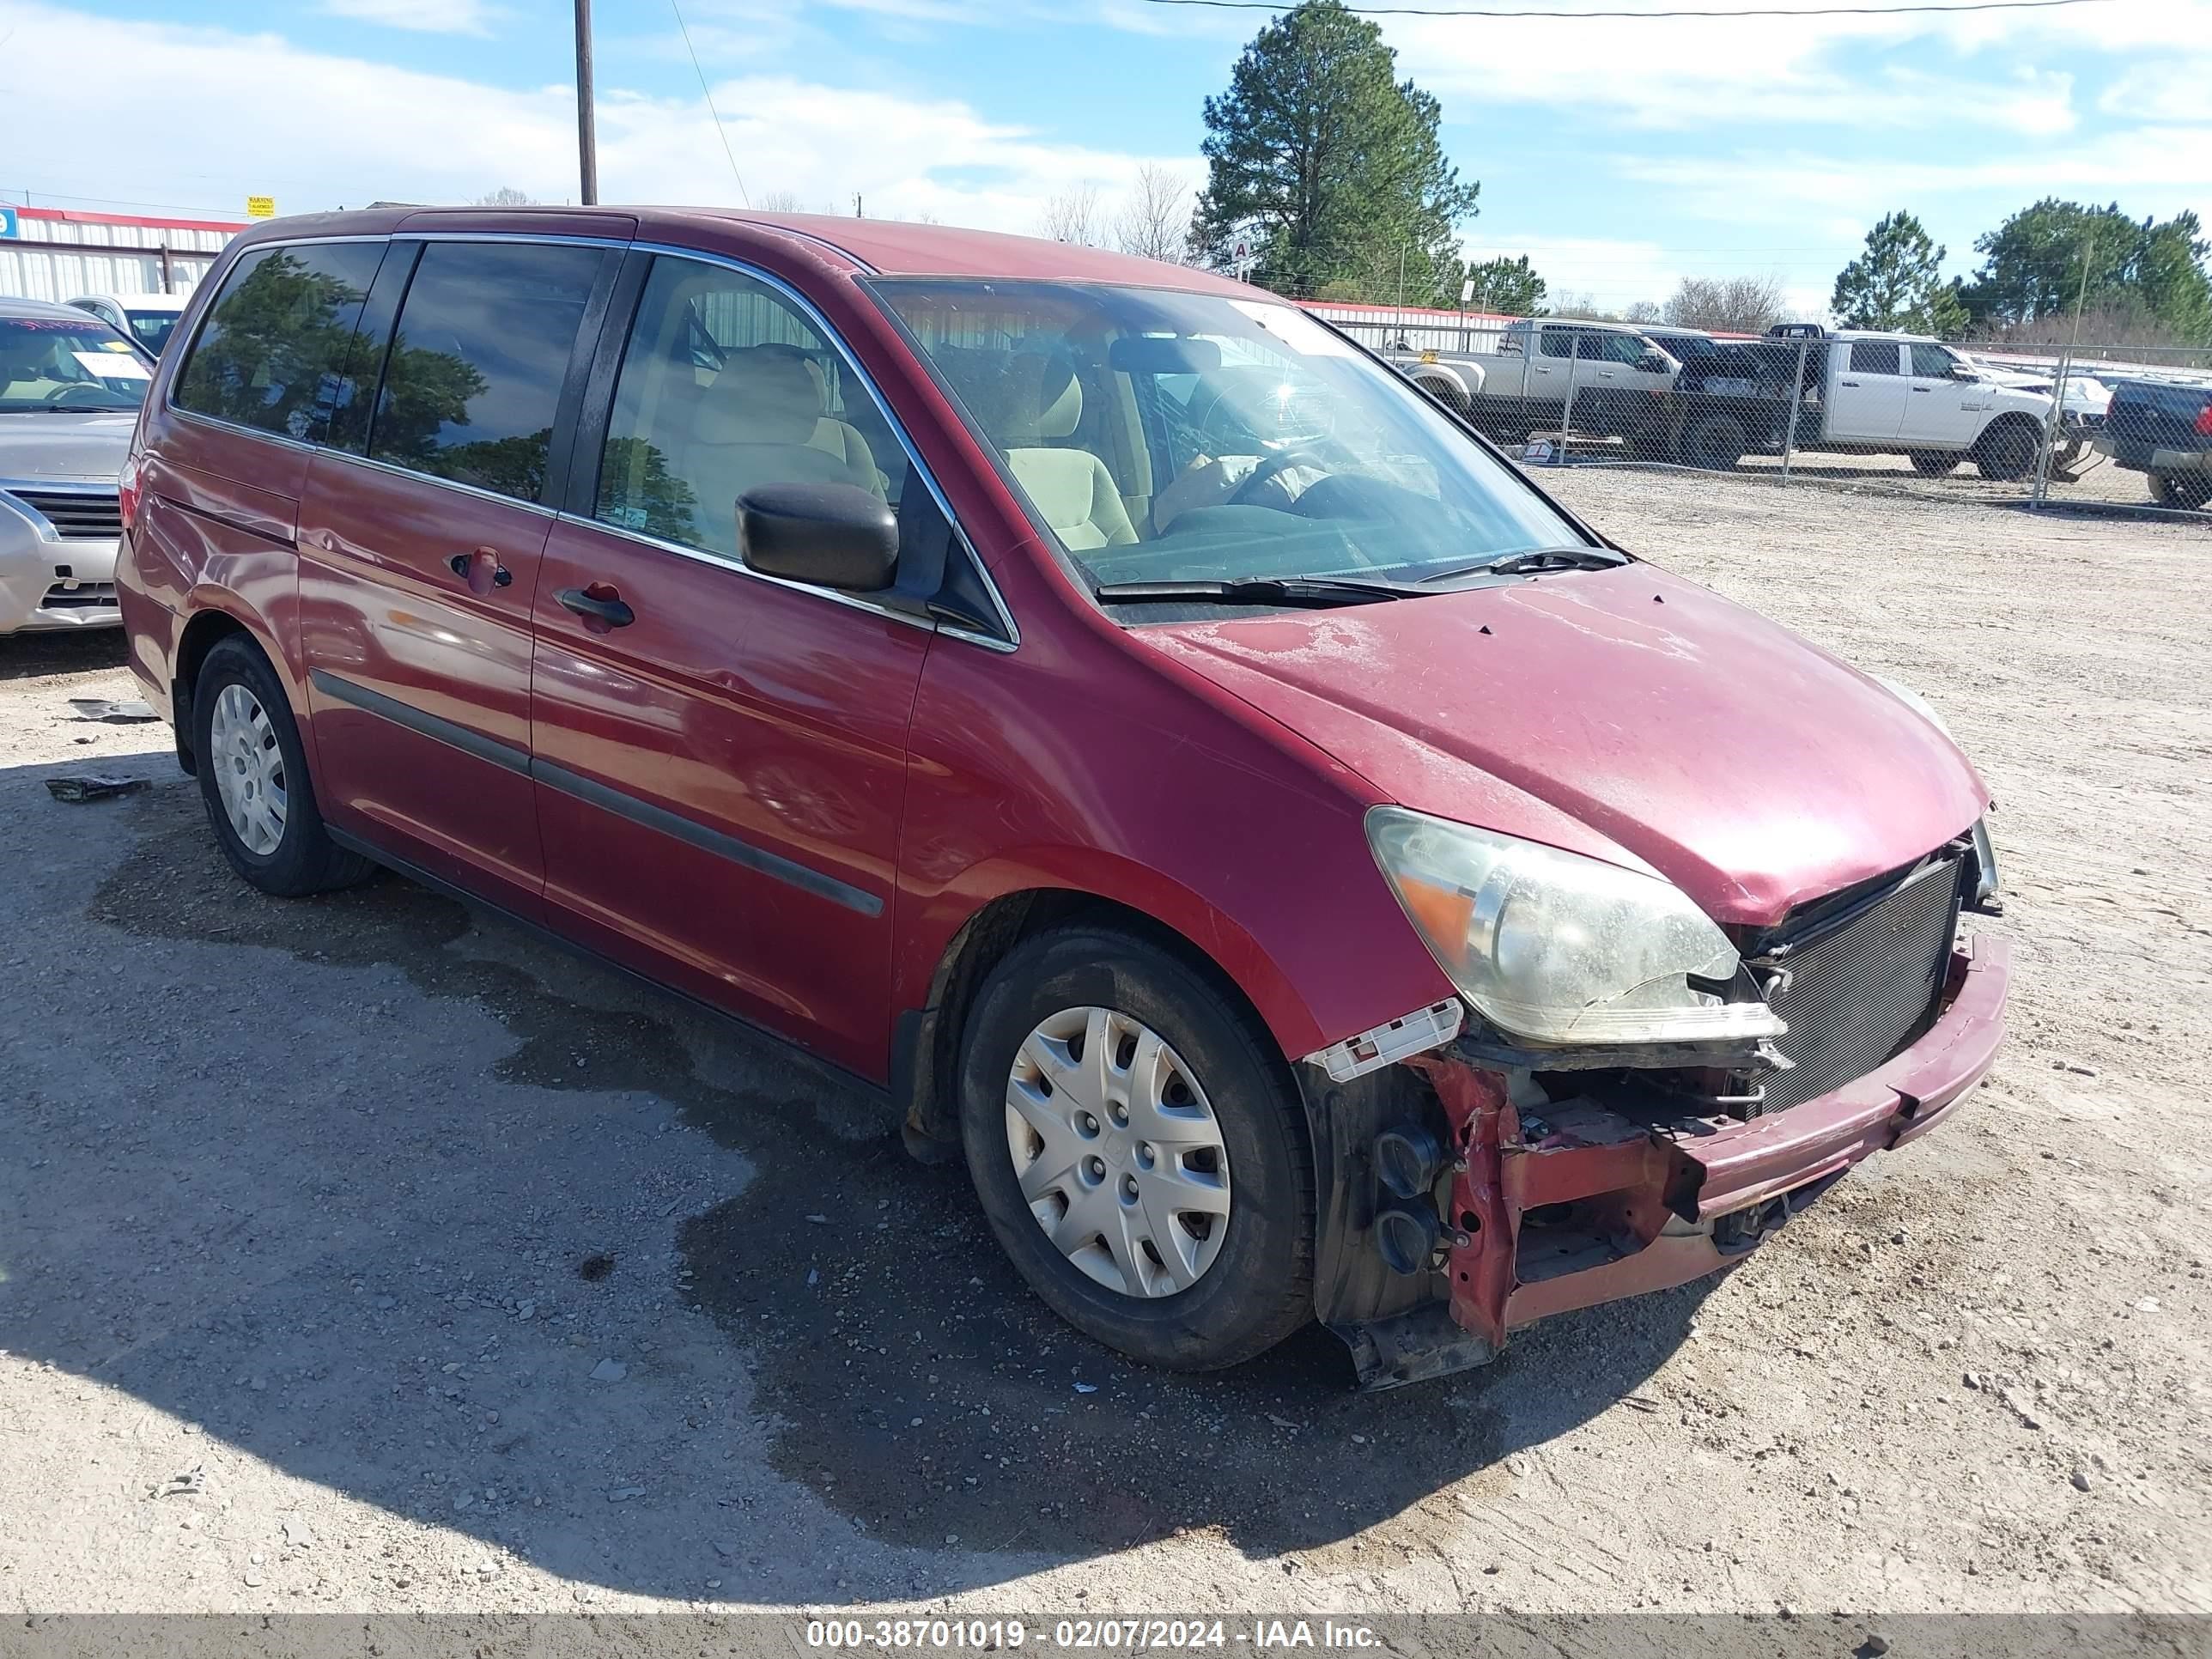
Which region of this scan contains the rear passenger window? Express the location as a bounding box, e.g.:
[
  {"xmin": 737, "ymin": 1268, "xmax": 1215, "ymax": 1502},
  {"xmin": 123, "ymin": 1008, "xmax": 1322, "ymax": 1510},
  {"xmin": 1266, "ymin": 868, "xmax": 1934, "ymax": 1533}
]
[
  {"xmin": 1850, "ymin": 340, "xmax": 1903, "ymax": 375},
  {"xmin": 173, "ymin": 242, "xmax": 385, "ymax": 441},
  {"xmin": 594, "ymin": 255, "xmax": 907, "ymax": 557},
  {"xmin": 368, "ymin": 241, "xmax": 603, "ymax": 504}
]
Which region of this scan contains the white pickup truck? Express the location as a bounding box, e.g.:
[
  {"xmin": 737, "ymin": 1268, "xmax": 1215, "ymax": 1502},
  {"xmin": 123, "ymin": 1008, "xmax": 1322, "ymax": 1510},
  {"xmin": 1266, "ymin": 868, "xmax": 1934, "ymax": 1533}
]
[{"xmin": 1666, "ymin": 327, "xmax": 2056, "ymax": 478}]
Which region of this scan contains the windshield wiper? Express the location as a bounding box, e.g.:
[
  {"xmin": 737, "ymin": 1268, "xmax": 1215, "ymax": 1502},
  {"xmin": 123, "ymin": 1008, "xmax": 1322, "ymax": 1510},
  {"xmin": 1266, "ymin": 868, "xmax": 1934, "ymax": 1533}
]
[
  {"xmin": 1421, "ymin": 545, "xmax": 1630, "ymax": 581},
  {"xmin": 1093, "ymin": 575, "xmax": 1414, "ymax": 608}
]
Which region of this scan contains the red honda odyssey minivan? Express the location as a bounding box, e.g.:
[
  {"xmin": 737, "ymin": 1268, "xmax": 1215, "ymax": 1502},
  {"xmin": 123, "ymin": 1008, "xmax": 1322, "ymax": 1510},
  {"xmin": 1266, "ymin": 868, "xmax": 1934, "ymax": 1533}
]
[{"xmin": 117, "ymin": 207, "xmax": 2008, "ymax": 1387}]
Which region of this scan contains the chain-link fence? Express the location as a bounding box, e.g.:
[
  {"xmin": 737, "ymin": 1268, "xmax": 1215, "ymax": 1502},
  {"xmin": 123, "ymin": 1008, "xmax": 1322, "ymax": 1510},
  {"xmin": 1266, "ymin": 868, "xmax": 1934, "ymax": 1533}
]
[{"xmin": 1315, "ymin": 307, "xmax": 2212, "ymax": 519}]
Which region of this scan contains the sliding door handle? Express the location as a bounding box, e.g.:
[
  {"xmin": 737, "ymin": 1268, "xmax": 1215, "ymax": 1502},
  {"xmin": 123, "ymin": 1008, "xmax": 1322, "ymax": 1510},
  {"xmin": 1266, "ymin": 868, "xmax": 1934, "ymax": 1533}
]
[{"xmin": 557, "ymin": 583, "xmax": 635, "ymax": 631}]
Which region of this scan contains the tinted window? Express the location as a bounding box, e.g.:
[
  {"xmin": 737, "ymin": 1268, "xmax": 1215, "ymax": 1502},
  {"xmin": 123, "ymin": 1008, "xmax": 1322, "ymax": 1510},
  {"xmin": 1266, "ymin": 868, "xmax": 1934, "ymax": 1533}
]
[
  {"xmin": 1910, "ymin": 343, "xmax": 1957, "ymax": 378},
  {"xmin": 1580, "ymin": 331, "xmax": 1650, "ymax": 364},
  {"xmin": 596, "ymin": 255, "xmax": 902, "ymax": 556},
  {"xmin": 1538, "ymin": 328, "xmax": 1578, "ymax": 361},
  {"xmin": 1849, "ymin": 340, "xmax": 1902, "ymax": 375},
  {"xmin": 173, "ymin": 243, "xmax": 384, "ymax": 440},
  {"xmin": 369, "ymin": 241, "xmax": 602, "ymax": 503}
]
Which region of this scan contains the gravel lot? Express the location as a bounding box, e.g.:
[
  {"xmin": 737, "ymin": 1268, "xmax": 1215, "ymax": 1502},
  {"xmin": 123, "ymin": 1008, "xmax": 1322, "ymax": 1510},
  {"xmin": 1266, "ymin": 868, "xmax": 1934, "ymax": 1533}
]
[{"xmin": 2, "ymin": 474, "xmax": 2208, "ymax": 1632}]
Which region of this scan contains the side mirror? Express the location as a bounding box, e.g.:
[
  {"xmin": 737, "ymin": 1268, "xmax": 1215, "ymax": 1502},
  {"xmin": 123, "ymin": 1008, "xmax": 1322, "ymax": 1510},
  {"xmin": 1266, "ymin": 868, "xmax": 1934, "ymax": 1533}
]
[
  {"xmin": 1639, "ymin": 351, "xmax": 1673, "ymax": 374},
  {"xmin": 1949, "ymin": 362, "xmax": 1980, "ymax": 381},
  {"xmin": 738, "ymin": 481, "xmax": 898, "ymax": 592}
]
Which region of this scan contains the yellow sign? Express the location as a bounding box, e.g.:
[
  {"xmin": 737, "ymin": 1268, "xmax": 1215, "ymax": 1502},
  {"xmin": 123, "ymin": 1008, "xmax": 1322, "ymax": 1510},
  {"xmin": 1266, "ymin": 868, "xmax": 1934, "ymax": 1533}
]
[{"xmin": 246, "ymin": 196, "xmax": 276, "ymax": 219}]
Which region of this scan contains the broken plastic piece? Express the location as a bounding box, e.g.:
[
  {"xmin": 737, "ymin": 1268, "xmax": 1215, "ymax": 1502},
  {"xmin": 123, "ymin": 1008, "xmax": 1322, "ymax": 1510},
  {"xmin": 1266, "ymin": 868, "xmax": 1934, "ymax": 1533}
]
[
  {"xmin": 1304, "ymin": 999, "xmax": 1465, "ymax": 1083},
  {"xmin": 46, "ymin": 774, "xmax": 149, "ymax": 803},
  {"xmin": 67, "ymin": 699, "xmax": 159, "ymax": 724}
]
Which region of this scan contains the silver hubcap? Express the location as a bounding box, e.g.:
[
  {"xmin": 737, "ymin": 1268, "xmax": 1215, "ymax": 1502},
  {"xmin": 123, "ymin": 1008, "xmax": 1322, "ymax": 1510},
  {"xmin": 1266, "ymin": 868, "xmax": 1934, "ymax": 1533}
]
[
  {"xmin": 1005, "ymin": 1006, "xmax": 1231, "ymax": 1298},
  {"xmin": 209, "ymin": 683, "xmax": 288, "ymax": 857}
]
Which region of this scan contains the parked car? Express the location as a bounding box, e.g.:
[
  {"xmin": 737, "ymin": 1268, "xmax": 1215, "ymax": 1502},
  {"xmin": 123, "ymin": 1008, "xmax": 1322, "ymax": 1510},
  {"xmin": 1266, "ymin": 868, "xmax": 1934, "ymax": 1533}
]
[
  {"xmin": 118, "ymin": 209, "xmax": 2008, "ymax": 1386},
  {"xmin": 1, "ymin": 296, "xmax": 153, "ymax": 634},
  {"xmin": 66, "ymin": 291, "xmax": 191, "ymax": 357},
  {"xmin": 1666, "ymin": 325, "xmax": 2054, "ymax": 477},
  {"xmin": 2095, "ymin": 379, "xmax": 2212, "ymax": 509}
]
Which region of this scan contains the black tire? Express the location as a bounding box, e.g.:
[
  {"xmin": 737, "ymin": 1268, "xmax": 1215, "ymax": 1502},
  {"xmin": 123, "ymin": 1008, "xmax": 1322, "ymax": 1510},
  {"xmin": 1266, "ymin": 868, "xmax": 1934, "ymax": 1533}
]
[
  {"xmin": 2151, "ymin": 471, "xmax": 2212, "ymax": 511},
  {"xmin": 191, "ymin": 635, "xmax": 374, "ymax": 896},
  {"xmin": 1907, "ymin": 450, "xmax": 1959, "ymax": 477},
  {"xmin": 956, "ymin": 924, "xmax": 1316, "ymax": 1371},
  {"xmin": 1678, "ymin": 412, "xmax": 1746, "ymax": 472},
  {"xmin": 1973, "ymin": 417, "xmax": 2041, "ymax": 482},
  {"xmin": 1410, "ymin": 375, "xmax": 1468, "ymax": 418}
]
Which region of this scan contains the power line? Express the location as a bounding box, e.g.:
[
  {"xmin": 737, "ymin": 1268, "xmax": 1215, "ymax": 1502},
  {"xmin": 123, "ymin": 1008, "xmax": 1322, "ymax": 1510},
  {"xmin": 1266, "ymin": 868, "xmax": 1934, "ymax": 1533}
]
[
  {"xmin": 1139, "ymin": 0, "xmax": 2106, "ymax": 16},
  {"xmin": 668, "ymin": 0, "xmax": 750, "ymax": 208}
]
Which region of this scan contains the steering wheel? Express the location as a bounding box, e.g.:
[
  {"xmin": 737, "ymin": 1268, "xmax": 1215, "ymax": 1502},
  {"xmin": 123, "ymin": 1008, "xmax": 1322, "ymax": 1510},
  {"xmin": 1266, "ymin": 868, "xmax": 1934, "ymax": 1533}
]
[
  {"xmin": 46, "ymin": 383, "xmax": 122, "ymax": 408},
  {"xmin": 1225, "ymin": 442, "xmax": 1351, "ymax": 507}
]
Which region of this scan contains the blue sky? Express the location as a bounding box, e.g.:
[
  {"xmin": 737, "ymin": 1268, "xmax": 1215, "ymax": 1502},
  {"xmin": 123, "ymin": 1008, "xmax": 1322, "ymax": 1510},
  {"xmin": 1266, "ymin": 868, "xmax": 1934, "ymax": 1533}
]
[{"xmin": 3, "ymin": 0, "xmax": 2206, "ymax": 318}]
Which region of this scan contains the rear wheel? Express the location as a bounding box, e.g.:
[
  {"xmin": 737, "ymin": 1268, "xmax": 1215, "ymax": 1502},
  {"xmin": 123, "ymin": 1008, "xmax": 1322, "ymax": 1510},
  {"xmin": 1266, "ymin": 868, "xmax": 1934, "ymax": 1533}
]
[
  {"xmin": 191, "ymin": 635, "xmax": 373, "ymax": 896},
  {"xmin": 1973, "ymin": 417, "xmax": 2041, "ymax": 482},
  {"xmin": 1678, "ymin": 412, "xmax": 1747, "ymax": 472},
  {"xmin": 2151, "ymin": 471, "xmax": 2212, "ymax": 510},
  {"xmin": 1907, "ymin": 450, "xmax": 1959, "ymax": 477},
  {"xmin": 957, "ymin": 925, "xmax": 1315, "ymax": 1370}
]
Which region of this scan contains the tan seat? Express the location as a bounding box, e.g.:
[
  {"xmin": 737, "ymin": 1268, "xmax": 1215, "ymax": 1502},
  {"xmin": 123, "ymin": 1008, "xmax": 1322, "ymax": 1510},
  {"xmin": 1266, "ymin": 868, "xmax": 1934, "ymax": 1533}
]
[
  {"xmin": 789, "ymin": 351, "xmax": 889, "ymax": 496},
  {"xmin": 669, "ymin": 349, "xmax": 876, "ymax": 554},
  {"xmin": 963, "ymin": 354, "xmax": 1137, "ymax": 551}
]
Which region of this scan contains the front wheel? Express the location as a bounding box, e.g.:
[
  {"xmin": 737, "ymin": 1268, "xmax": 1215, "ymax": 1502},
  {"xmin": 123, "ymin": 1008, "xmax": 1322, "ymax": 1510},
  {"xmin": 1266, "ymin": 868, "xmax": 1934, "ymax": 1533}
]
[
  {"xmin": 1907, "ymin": 450, "xmax": 1959, "ymax": 477},
  {"xmin": 191, "ymin": 635, "xmax": 374, "ymax": 896},
  {"xmin": 957, "ymin": 925, "xmax": 1316, "ymax": 1370}
]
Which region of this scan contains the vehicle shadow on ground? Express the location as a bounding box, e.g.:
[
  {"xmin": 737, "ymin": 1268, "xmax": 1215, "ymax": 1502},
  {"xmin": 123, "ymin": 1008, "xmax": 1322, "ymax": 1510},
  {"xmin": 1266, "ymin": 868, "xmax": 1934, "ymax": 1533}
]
[
  {"xmin": 11, "ymin": 767, "xmax": 1706, "ymax": 1600},
  {"xmin": 0, "ymin": 629, "xmax": 130, "ymax": 681}
]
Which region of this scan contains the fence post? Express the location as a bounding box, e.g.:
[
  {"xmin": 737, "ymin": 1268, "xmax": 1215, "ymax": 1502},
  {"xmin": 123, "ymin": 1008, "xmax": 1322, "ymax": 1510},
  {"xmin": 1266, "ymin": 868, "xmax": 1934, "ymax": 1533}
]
[
  {"xmin": 1557, "ymin": 346, "xmax": 1577, "ymax": 466},
  {"xmin": 2029, "ymin": 347, "xmax": 2070, "ymax": 509},
  {"xmin": 1779, "ymin": 338, "xmax": 1809, "ymax": 482}
]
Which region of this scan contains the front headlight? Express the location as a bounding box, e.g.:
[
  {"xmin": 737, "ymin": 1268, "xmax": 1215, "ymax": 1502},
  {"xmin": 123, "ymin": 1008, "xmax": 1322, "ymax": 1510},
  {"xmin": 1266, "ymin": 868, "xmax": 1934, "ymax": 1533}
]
[{"xmin": 1365, "ymin": 806, "xmax": 1784, "ymax": 1048}]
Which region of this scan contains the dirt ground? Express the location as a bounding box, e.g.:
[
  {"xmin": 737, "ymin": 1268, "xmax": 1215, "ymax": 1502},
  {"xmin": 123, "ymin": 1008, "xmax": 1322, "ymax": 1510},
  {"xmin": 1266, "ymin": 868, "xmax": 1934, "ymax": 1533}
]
[{"xmin": 2, "ymin": 473, "xmax": 2208, "ymax": 1632}]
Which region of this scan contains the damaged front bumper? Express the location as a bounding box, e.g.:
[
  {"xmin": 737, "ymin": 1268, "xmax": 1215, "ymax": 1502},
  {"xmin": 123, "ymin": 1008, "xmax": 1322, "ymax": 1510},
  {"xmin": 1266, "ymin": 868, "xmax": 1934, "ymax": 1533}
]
[{"xmin": 1305, "ymin": 933, "xmax": 2009, "ymax": 1389}]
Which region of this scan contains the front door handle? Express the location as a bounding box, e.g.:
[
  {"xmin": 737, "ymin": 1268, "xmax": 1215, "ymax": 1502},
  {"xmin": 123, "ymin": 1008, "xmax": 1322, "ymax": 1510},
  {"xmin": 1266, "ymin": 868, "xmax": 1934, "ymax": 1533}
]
[
  {"xmin": 448, "ymin": 547, "xmax": 512, "ymax": 596},
  {"xmin": 557, "ymin": 582, "xmax": 635, "ymax": 632},
  {"xmin": 1838, "ymin": 379, "xmax": 1862, "ymax": 387}
]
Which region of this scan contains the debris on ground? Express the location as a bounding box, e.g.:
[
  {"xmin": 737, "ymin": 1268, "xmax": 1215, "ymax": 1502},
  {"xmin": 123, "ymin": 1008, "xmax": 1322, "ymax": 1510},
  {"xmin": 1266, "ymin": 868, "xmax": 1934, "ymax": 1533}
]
[
  {"xmin": 67, "ymin": 698, "xmax": 158, "ymax": 724},
  {"xmin": 46, "ymin": 774, "xmax": 149, "ymax": 803},
  {"xmin": 148, "ymin": 1464, "xmax": 204, "ymax": 1499}
]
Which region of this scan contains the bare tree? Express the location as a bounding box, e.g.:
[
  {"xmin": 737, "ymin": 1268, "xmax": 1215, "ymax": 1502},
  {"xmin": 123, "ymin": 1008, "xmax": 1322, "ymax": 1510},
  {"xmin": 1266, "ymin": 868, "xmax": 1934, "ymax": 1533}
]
[
  {"xmin": 1663, "ymin": 275, "xmax": 1788, "ymax": 333},
  {"xmin": 1113, "ymin": 165, "xmax": 1190, "ymax": 264},
  {"xmin": 1622, "ymin": 299, "xmax": 1664, "ymax": 324},
  {"xmin": 756, "ymin": 189, "xmax": 808, "ymax": 214},
  {"xmin": 473, "ymin": 186, "xmax": 538, "ymax": 206},
  {"xmin": 1039, "ymin": 184, "xmax": 1103, "ymax": 247}
]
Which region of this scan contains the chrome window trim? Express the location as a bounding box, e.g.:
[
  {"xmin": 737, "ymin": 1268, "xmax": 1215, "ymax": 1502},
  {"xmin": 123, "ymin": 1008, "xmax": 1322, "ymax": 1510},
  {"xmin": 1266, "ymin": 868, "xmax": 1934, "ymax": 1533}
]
[
  {"xmin": 623, "ymin": 240, "xmax": 1018, "ymax": 653},
  {"xmin": 168, "ymin": 405, "xmax": 322, "ymax": 456},
  {"xmin": 313, "ymin": 443, "xmax": 559, "ymax": 519},
  {"xmin": 550, "ymin": 511, "xmax": 932, "ymax": 634}
]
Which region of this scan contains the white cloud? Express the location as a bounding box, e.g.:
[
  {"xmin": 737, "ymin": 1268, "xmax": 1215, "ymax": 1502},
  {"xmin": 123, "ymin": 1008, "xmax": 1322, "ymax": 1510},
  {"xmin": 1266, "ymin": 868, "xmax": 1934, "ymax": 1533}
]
[
  {"xmin": 0, "ymin": 0, "xmax": 1188, "ymax": 237},
  {"xmin": 321, "ymin": 0, "xmax": 498, "ymax": 34},
  {"xmin": 2100, "ymin": 57, "xmax": 2212, "ymax": 124}
]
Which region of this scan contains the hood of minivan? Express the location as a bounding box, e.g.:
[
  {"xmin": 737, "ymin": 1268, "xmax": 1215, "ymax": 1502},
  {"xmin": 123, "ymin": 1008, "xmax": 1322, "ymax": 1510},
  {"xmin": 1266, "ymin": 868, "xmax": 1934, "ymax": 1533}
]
[
  {"xmin": 1143, "ymin": 565, "xmax": 1989, "ymax": 926},
  {"xmin": 0, "ymin": 411, "xmax": 136, "ymax": 482}
]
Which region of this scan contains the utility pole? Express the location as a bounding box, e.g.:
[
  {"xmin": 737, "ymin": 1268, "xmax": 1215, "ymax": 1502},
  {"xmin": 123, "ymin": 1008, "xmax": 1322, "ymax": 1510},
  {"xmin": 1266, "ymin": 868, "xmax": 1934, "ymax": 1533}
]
[{"xmin": 574, "ymin": 0, "xmax": 599, "ymax": 206}]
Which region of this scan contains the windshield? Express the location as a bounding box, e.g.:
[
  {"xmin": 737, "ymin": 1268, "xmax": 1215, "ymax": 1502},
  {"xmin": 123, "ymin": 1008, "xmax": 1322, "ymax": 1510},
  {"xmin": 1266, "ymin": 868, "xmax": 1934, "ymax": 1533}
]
[
  {"xmin": 0, "ymin": 317, "xmax": 152, "ymax": 411},
  {"xmin": 872, "ymin": 280, "xmax": 1589, "ymax": 591},
  {"xmin": 125, "ymin": 310, "xmax": 180, "ymax": 355}
]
